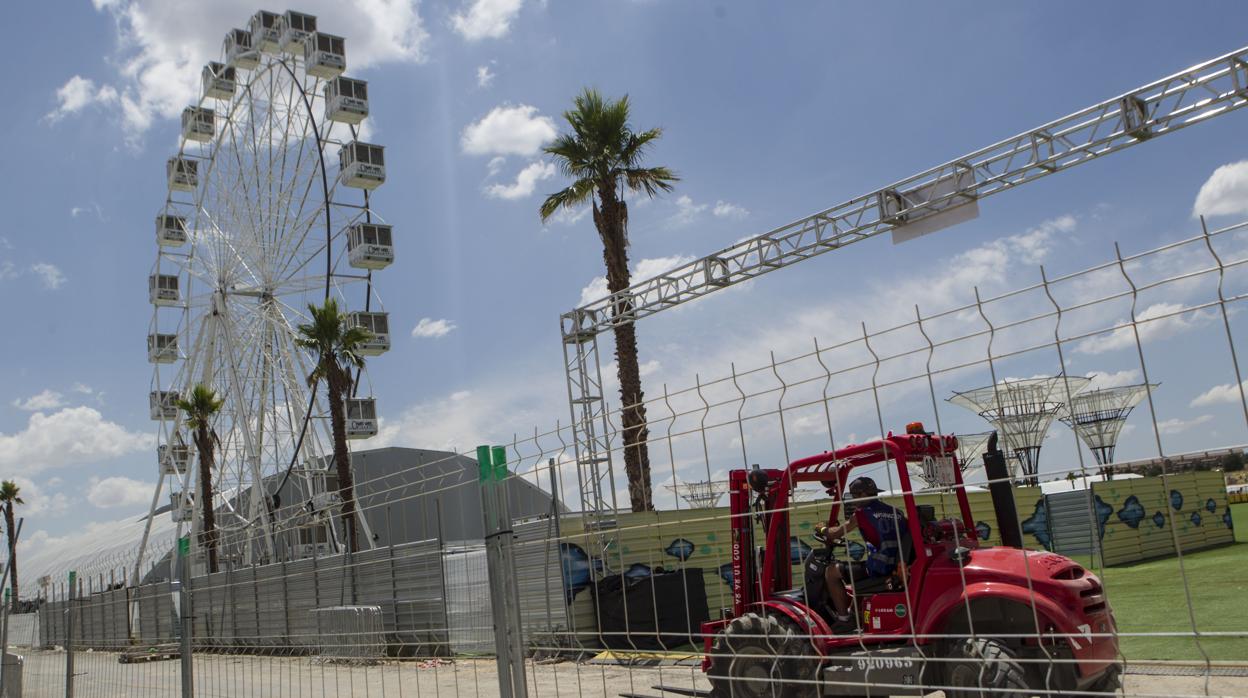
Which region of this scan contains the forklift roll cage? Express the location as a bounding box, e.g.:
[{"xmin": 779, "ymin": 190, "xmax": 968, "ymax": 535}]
[{"xmin": 728, "ymin": 430, "xmax": 974, "ymax": 620}]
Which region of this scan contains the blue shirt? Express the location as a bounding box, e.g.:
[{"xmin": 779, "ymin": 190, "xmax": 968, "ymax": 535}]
[{"xmin": 854, "ymin": 500, "xmax": 908, "ymax": 577}]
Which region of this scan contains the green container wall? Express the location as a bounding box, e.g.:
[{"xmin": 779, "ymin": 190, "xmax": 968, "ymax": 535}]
[
  {"xmin": 549, "ymin": 486, "xmax": 1046, "ymax": 645},
  {"xmin": 1092, "ymin": 471, "xmax": 1234, "ymax": 566}
]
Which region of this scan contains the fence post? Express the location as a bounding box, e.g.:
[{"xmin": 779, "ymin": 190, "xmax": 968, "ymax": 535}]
[
  {"xmin": 175, "ymin": 536, "xmax": 193, "ymax": 698},
  {"xmin": 64, "ymin": 571, "xmax": 75, "ymax": 698},
  {"xmin": 479, "ymin": 445, "xmax": 528, "ymax": 698}
]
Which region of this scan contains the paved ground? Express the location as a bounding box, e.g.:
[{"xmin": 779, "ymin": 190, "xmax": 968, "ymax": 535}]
[{"xmin": 19, "ymin": 650, "xmax": 1248, "ymax": 698}]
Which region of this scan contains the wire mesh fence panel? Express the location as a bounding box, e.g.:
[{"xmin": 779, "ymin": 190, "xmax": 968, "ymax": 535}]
[
  {"xmin": 492, "ymin": 219, "xmax": 1248, "ymax": 698},
  {"xmin": 17, "ymin": 223, "xmax": 1248, "ymax": 697}
]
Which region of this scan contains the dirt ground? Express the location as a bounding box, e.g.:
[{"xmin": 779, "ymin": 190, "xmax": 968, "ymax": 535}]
[{"xmin": 18, "ymin": 650, "xmax": 1248, "ymax": 698}]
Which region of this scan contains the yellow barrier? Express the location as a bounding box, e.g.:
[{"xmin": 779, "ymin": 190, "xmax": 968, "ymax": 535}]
[
  {"xmin": 554, "ymin": 487, "xmax": 1046, "ymax": 634},
  {"xmin": 1091, "ymin": 471, "xmax": 1235, "ymax": 566}
]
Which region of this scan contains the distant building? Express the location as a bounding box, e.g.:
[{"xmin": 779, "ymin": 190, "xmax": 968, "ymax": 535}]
[
  {"xmin": 23, "ymin": 447, "xmax": 562, "ymax": 590},
  {"xmin": 317, "ymin": 447, "xmax": 562, "ymax": 547},
  {"xmin": 1109, "ymin": 447, "xmax": 1245, "ymax": 478}
]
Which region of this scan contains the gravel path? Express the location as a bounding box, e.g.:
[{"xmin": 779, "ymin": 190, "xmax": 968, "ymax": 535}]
[{"xmin": 18, "ymin": 650, "xmax": 1248, "ymax": 698}]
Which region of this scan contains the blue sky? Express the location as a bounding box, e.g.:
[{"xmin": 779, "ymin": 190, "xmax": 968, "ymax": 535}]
[{"xmin": 5, "ymin": 1, "xmax": 1248, "ymax": 576}]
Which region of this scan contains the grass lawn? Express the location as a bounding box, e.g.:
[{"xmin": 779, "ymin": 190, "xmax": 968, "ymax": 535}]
[
  {"xmin": 1232, "ymin": 502, "xmax": 1248, "ymax": 542},
  {"xmin": 1098, "ymin": 541, "xmax": 1248, "ymax": 661}
]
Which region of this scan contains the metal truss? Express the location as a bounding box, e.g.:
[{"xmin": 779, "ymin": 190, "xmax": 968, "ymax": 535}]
[{"xmin": 561, "ymin": 45, "xmax": 1248, "ymax": 516}]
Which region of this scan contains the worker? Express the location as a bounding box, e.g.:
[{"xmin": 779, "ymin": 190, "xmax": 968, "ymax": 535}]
[{"xmin": 815, "ymin": 476, "xmax": 908, "ymax": 629}]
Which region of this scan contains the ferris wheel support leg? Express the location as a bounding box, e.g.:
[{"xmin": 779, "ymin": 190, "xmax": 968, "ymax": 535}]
[
  {"xmin": 217, "ymin": 308, "xmax": 278, "ymax": 564},
  {"xmin": 129, "ymin": 471, "xmax": 168, "ymax": 643},
  {"xmin": 133, "ymin": 311, "xmax": 211, "ymax": 638},
  {"xmin": 355, "ymin": 489, "xmax": 376, "ymax": 551}
]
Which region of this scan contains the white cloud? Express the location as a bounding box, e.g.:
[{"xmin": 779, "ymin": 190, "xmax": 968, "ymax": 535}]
[
  {"xmin": 487, "ymin": 156, "xmax": 506, "ymax": 176},
  {"xmin": 0, "ymin": 407, "xmax": 154, "ymax": 474},
  {"xmin": 21, "ymin": 513, "xmax": 178, "ymax": 593},
  {"xmin": 578, "ymin": 254, "xmax": 698, "ymax": 307},
  {"xmin": 712, "ymin": 200, "xmax": 749, "ymax": 220},
  {"xmin": 1074, "ymin": 303, "xmax": 1213, "ymax": 355},
  {"xmin": 412, "ymin": 317, "xmax": 457, "ymax": 339},
  {"xmin": 45, "ymin": 76, "xmax": 118, "ymax": 122},
  {"xmin": 451, "ymin": 0, "xmax": 524, "ymax": 40},
  {"xmin": 70, "ymin": 203, "xmax": 104, "ymax": 220},
  {"xmin": 8, "ymin": 477, "xmax": 69, "ymax": 517},
  {"xmin": 1084, "ymin": 369, "xmax": 1143, "ymax": 390},
  {"xmin": 485, "ymin": 160, "xmax": 555, "ymax": 200},
  {"xmin": 1012, "ymin": 214, "xmax": 1072, "ymax": 264},
  {"xmin": 461, "ymin": 104, "xmax": 556, "ymax": 157},
  {"xmin": 669, "ymin": 196, "xmax": 754, "ymax": 227},
  {"xmin": 67, "ymin": 1, "xmax": 428, "ymax": 142},
  {"xmin": 548, "ymin": 205, "xmax": 590, "ymax": 226},
  {"xmin": 12, "ymin": 390, "xmax": 66, "ymax": 412},
  {"xmin": 0, "ymin": 262, "xmax": 17, "ymax": 281},
  {"xmin": 1193, "ymin": 160, "xmax": 1248, "ymax": 219},
  {"xmin": 1191, "ymin": 379, "xmax": 1248, "ymax": 408},
  {"xmin": 477, "ymin": 64, "xmax": 496, "ymax": 88},
  {"xmin": 1155, "ymin": 414, "xmax": 1213, "ymax": 435},
  {"xmin": 30, "ymin": 263, "xmax": 66, "ymax": 290},
  {"xmin": 86, "ymin": 476, "xmax": 155, "ymax": 509},
  {"xmin": 669, "ymin": 195, "xmax": 709, "ymax": 227},
  {"xmin": 71, "ymin": 383, "xmax": 95, "ymax": 395}
]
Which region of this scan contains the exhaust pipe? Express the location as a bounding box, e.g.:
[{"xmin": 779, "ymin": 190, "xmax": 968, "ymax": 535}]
[{"xmin": 983, "ymin": 432, "xmax": 1023, "ymax": 549}]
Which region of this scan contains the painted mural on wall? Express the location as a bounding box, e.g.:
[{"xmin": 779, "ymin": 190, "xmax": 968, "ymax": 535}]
[
  {"xmin": 555, "ymin": 487, "xmax": 1051, "ymax": 607},
  {"xmin": 1021, "ymin": 499, "xmax": 1052, "ymax": 549},
  {"xmin": 552, "ymin": 473, "xmax": 1233, "ymax": 634},
  {"xmin": 1088, "ymin": 471, "xmax": 1234, "ymax": 566},
  {"xmin": 1117, "ymin": 495, "xmax": 1145, "ymax": 528},
  {"xmin": 665, "ymin": 538, "xmax": 695, "ymax": 561}
]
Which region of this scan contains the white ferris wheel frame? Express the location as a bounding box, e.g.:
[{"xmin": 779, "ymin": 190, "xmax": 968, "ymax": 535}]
[{"xmin": 136, "ymin": 20, "xmax": 386, "ymax": 583}]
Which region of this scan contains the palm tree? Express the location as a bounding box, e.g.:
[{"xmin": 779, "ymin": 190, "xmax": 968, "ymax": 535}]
[
  {"xmin": 540, "ymin": 88, "xmax": 678, "ymax": 512},
  {"xmin": 0, "ymin": 481, "xmax": 23, "ymax": 612},
  {"xmin": 176, "ymin": 385, "xmax": 225, "ymax": 573},
  {"xmin": 296, "ymin": 297, "xmax": 371, "ymax": 553}
]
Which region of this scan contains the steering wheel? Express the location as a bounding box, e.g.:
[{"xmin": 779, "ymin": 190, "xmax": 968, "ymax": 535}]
[{"xmin": 812, "ymin": 527, "xmax": 845, "ymax": 558}]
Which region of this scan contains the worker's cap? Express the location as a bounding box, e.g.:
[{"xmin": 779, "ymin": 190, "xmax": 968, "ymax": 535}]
[{"xmin": 847, "ymin": 476, "xmax": 880, "ymax": 498}]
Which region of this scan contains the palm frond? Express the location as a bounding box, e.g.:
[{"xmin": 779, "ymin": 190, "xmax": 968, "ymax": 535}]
[
  {"xmin": 176, "ymin": 384, "xmax": 224, "ymax": 430},
  {"xmin": 540, "ymin": 180, "xmax": 596, "ymax": 221},
  {"xmin": 623, "ymin": 166, "xmax": 679, "ymax": 197},
  {"xmin": 340, "ymin": 326, "xmax": 374, "ymax": 354},
  {"xmin": 543, "ymin": 134, "xmax": 594, "ymax": 180},
  {"xmin": 620, "ymin": 128, "xmax": 663, "ymax": 167},
  {"xmin": 296, "ymin": 297, "xmax": 370, "ymax": 390},
  {"xmin": 543, "ymin": 87, "xmax": 676, "ymax": 239},
  {"xmin": 0, "ymin": 481, "xmax": 21, "ymax": 505}
]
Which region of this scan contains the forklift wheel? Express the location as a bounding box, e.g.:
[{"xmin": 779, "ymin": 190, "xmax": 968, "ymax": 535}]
[
  {"xmin": 1087, "ymin": 663, "xmax": 1123, "ymax": 694},
  {"xmin": 942, "ymin": 638, "xmax": 1031, "ymax": 698},
  {"xmin": 707, "ymin": 613, "xmax": 819, "ymax": 698}
]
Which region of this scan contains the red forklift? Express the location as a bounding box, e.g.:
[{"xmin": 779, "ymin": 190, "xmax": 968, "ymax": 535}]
[{"xmin": 701, "ymin": 424, "xmax": 1121, "ymax": 698}]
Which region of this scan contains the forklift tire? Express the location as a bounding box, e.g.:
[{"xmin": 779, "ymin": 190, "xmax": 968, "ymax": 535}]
[
  {"xmin": 1087, "ymin": 663, "xmax": 1123, "ymax": 694},
  {"xmin": 942, "ymin": 638, "xmax": 1031, "ymax": 698},
  {"xmin": 708, "ymin": 613, "xmax": 819, "ymax": 698}
]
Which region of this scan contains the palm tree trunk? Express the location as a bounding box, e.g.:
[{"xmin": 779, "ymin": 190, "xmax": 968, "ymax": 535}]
[
  {"xmin": 197, "ymin": 427, "xmax": 219, "ymax": 574},
  {"xmin": 328, "ymin": 367, "xmax": 358, "ymax": 553},
  {"xmin": 4, "ymin": 504, "xmax": 16, "ymax": 613},
  {"xmin": 596, "ymin": 191, "xmax": 653, "ymax": 512}
]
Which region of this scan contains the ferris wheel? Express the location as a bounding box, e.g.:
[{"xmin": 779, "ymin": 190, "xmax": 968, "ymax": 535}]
[{"xmin": 137, "ymin": 9, "xmax": 393, "ymax": 578}]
